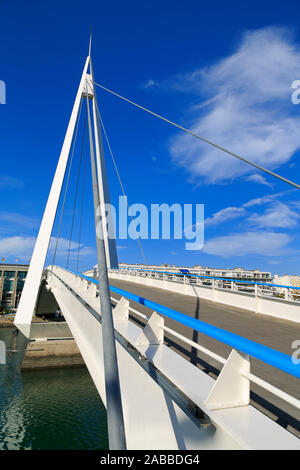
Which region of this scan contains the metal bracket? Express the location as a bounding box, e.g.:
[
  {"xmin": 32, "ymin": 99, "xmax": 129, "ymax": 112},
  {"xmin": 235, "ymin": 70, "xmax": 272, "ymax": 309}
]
[
  {"xmin": 113, "ymin": 297, "xmax": 129, "ymax": 320},
  {"xmin": 135, "ymin": 311, "xmax": 164, "ymax": 346},
  {"xmin": 205, "ymin": 349, "xmax": 250, "ymax": 410}
]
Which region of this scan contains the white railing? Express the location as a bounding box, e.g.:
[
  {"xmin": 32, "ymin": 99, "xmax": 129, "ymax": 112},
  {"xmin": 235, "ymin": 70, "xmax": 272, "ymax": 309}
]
[
  {"xmin": 108, "ymin": 267, "xmax": 300, "ymax": 303},
  {"xmin": 112, "ymin": 291, "xmax": 300, "ymax": 410},
  {"xmin": 48, "ymin": 266, "xmax": 300, "ymax": 449},
  {"xmin": 64, "ymin": 267, "xmax": 300, "ymax": 411}
]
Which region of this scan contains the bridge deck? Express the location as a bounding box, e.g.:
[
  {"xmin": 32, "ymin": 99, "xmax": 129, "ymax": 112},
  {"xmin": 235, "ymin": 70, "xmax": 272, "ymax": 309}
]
[{"xmin": 108, "ymin": 277, "xmax": 300, "ymax": 437}]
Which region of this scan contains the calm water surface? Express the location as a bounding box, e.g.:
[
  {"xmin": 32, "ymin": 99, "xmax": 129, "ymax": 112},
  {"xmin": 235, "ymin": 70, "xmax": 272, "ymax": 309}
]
[{"xmin": 0, "ymin": 327, "xmax": 108, "ymax": 450}]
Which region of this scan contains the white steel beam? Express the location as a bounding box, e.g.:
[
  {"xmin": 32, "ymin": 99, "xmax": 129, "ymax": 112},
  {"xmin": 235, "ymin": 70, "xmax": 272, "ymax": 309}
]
[
  {"xmin": 14, "ymin": 57, "xmax": 90, "ymax": 338},
  {"xmin": 90, "ymin": 60, "xmax": 118, "ymax": 269}
]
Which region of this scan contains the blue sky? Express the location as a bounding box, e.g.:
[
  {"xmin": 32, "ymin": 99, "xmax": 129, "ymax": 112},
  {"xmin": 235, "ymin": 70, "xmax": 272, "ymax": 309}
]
[{"xmin": 1, "ymin": 0, "xmax": 300, "ymax": 275}]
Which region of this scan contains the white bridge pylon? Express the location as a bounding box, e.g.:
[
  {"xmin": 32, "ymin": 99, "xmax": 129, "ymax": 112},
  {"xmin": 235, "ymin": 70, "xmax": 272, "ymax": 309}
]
[{"xmin": 15, "ymin": 55, "xmax": 118, "ymax": 338}]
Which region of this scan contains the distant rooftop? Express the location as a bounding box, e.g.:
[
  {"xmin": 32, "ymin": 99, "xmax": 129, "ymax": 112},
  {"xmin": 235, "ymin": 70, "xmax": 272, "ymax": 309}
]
[
  {"xmin": 118, "ymin": 262, "xmax": 271, "ymax": 275},
  {"xmin": 0, "ymin": 263, "xmax": 29, "ymax": 267}
]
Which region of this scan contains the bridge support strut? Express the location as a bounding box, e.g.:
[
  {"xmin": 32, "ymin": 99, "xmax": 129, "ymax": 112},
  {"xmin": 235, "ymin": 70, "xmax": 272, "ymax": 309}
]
[{"xmin": 86, "ymin": 84, "xmax": 126, "ymax": 450}]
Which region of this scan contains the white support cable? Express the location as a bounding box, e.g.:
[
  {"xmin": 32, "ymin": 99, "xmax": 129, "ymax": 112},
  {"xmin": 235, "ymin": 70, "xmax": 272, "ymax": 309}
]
[
  {"xmin": 85, "ymin": 78, "xmax": 148, "ymax": 266},
  {"xmin": 66, "ymin": 106, "xmax": 88, "ymax": 269},
  {"xmin": 51, "ymin": 95, "xmax": 84, "ymax": 273},
  {"xmin": 93, "ymin": 81, "xmax": 300, "ymax": 190}
]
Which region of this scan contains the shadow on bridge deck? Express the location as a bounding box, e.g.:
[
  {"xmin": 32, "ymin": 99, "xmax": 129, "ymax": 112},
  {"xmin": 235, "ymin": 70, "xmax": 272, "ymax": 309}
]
[{"xmin": 108, "ymin": 277, "xmax": 300, "ymax": 438}]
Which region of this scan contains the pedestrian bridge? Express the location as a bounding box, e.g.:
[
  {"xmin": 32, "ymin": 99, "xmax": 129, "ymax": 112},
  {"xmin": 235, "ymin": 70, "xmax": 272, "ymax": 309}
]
[
  {"xmin": 13, "ymin": 49, "xmax": 300, "ymax": 450},
  {"xmin": 18, "ymin": 265, "xmax": 300, "ymax": 450},
  {"xmin": 107, "ymin": 267, "xmax": 300, "ymax": 324}
]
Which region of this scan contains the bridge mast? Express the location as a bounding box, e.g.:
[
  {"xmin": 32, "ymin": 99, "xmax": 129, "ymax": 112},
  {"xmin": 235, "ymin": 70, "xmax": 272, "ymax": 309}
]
[
  {"xmin": 15, "ymin": 43, "xmax": 126, "ymax": 449},
  {"xmin": 86, "ymin": 83, "xmax": 126, "ymax": 450},
  {"xmin": 15, "ymin": 56, "xmax": 90, "ymax": 338},
  {"xmin": 14, "ymin": 51, "xmax": 118, "ymax": 331},
  {"xmin": 90, "ymin": 58, "xmax": 118, "ymax": 269}
]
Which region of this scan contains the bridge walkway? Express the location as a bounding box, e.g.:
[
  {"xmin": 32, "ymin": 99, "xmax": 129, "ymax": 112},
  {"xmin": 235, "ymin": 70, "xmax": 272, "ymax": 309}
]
[{"xmin": 108, "ymin": 277, "xmax": 300, "ymax": 437}]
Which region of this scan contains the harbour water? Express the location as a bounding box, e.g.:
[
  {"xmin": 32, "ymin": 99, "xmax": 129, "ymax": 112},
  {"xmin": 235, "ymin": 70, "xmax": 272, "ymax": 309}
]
[{"xmin": 0, "ymin": 327, "xmax": 108, "ymax": 450}]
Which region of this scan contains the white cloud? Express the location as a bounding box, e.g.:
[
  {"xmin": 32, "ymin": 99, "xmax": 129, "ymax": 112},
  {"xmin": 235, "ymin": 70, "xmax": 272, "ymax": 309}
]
[
  {"xmin": 0, "ymin": 212, "xmax": 38, "ymax": 228},
  {"xmin": 267, "ymin": 259, "xmax": 283, "ymax": 265},
  {"xmin": 204, "ymin": 190, "xmax": 299, "ymax": 232},
  {"xmin": 143, "ymin": 79, "xmax": 157, "ymax": 89},
  {"xmin": 245, "ymin": 174, "xmax": 273, "ymax": 188},
  {"xmin": 203, "ymin": 231, "xmax": 291, "ymax": 257},
  {"xmin": 247, "ymin": 201, "xmax": 299, "ymax": 228},
  {"xmin": 169, "ymin": 27, "xmax": 300, "ymax": 184},
  {"xmin": 204, "ymin": 190, "xmax": 283, "ymax": 228},
  {"xmin": 48, "ymin": 238, "xmax": 95, "ymax": 258},
  {"xmin": 0, "ymin": 236, "xmax": 94, "ymax": 260},
  {"xmin": 205, "ymin": 206, "xmax": 245, "ymax": 226},
  {"xmin": 243, "ymin": 189, "xmax": 293, "ymax": 208},
  {"xmin": 0, "ymin": 236, "xmax": 36, "ymax": 259},
  {"xmin": 0, "ymin": 175, "xmax": 23, "ymax": 189}
]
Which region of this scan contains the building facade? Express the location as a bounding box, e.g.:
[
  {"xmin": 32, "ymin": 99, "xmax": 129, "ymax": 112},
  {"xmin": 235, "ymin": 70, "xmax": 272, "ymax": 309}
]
[
  {"xmin": 273, "ymin": 274, "xmax": 300, "ymax": 292},
  {"xmin": 118, "ymin": 263, "xmax": 272, "ymax": 283},
  {"xmin": 0, "ymin": 264, "xmax": 29, "ymax": 311}
]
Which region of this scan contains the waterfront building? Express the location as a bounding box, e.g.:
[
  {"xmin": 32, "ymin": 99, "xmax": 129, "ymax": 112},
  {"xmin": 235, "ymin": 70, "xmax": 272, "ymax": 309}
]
[
  {"xmin": 273, "ymin": 274, "xmax": 300, "ymax": 292},
  {"xmin": 0, "ymin": 264, "xmax": 29, "ymax": 311},
  {"xmin": 117, "ymin": 263, "xmax": 272, "ymax": 283}
]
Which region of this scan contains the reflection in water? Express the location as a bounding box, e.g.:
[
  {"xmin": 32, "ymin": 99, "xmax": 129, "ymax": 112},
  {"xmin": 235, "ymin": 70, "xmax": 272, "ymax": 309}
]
[{"xmin": 0, "ymin": 328, "xmax": 108, "ymax": 450}]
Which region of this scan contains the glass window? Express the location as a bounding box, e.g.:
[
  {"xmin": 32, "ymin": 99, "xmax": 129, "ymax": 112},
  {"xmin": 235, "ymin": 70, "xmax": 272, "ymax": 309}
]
[
  {"xmin": 2, "ymin": 293, "xmax": 12, "ymax": 299},
  {"xmin": 2, "ymin": 293, "xmax": 12, "ymax": 306},
  {"xmin": 17, "ymin": 279, "xmax": 24, "ymax": 291},
  {"xmin": 18, "ymin": 271, "xmax": 27, "ymax": 279},
  {"xmin": 3, "ymin": 280, "xmax": 14, "ymax": 291},
  {"xmin": 4, "ymin": 271, "xmax": 15, "ymax": 279}
]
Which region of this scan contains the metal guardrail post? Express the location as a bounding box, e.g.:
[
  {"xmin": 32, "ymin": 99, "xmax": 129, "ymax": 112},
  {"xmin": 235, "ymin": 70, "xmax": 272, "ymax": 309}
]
[{"xmin": 205, "ymin": 350, "xmax": 250, "ymax": 410}]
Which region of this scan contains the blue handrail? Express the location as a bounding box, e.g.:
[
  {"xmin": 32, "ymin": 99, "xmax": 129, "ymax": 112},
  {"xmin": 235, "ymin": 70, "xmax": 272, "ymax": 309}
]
[
  {"xmin": 111, "ymin": 267, "xmax": 300, "ymax": 291},
  {"xmin": 72, "ymin": 269, "xmax": 300, "ymax": 379}
]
